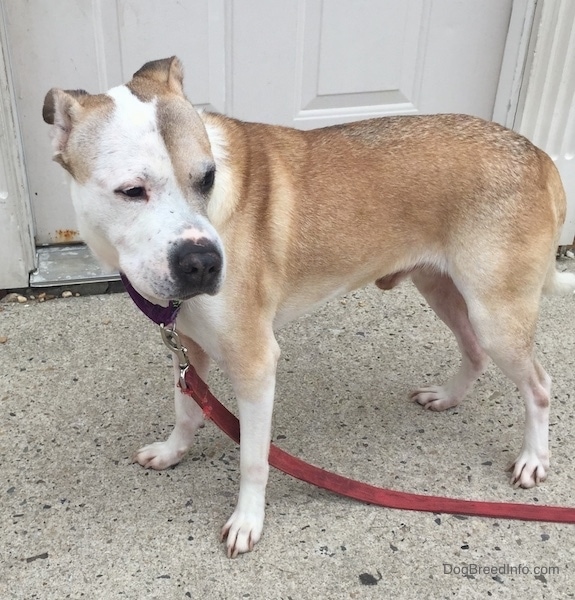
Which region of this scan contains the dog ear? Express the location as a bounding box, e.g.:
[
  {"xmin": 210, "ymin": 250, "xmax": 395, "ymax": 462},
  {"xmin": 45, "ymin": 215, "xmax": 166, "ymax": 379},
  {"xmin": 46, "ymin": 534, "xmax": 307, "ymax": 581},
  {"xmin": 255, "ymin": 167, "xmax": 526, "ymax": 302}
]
[
  {"xmin": 42, "ymin": 88, "xmax": 88, "ymax": 170},
  {"xmin": 132, "ymin": 56, "xmax": 184, "ymax": 96}
]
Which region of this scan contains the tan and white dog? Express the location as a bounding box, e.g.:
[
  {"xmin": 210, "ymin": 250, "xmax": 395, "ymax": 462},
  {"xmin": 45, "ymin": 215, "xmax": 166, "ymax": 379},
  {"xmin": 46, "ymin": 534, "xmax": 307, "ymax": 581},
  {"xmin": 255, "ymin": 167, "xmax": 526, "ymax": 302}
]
[{"xmin": 43, "ymin": 57, "xmax": 575, "ymax": 557}]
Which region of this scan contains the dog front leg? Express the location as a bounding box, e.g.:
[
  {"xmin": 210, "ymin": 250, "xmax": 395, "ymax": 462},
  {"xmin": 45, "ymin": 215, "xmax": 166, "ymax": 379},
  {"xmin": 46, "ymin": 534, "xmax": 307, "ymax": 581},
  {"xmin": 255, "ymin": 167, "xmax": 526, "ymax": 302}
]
[
  {"xmin": 133, "ymin": 334, "xmax": 209, "ymax": 469},
  {"xmin": 221, "ymin": 336, "xmax": 280, "ymax": 558}
]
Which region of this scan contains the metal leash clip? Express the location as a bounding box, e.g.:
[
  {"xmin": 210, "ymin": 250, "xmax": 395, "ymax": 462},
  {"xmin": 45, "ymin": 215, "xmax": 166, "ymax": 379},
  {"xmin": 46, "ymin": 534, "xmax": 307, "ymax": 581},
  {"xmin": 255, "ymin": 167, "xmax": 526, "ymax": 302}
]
[{"xmin": 160, "ymin": 323, "xmax": 190, "ymax": 390}]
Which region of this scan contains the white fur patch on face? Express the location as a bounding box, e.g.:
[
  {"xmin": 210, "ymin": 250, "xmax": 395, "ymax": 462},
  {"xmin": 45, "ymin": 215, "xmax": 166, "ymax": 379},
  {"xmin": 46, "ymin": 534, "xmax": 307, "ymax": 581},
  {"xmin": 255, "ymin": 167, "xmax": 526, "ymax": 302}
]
[
  {"xmin": 101, "ymin": 85, "xmax": 172, "ymax": 187},
  {"xmin": 72, "ymin": 85, "xmax": 224, "ymax": 302},
  {"xmin": 108, "ymin": 85, "xmax": 156, "ymax": 128}
]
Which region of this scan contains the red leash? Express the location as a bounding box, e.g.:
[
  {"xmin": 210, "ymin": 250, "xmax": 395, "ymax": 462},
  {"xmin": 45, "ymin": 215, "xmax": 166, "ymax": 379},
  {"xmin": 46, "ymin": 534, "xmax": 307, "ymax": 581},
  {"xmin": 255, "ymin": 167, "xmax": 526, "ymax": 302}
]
[
  {"xmin": 123, "ymin": 276, "xmax": 575, "ymax": 524},
  {"xmin": 182, "ymin": 365, "xmax": 575, "ymax": 524}
]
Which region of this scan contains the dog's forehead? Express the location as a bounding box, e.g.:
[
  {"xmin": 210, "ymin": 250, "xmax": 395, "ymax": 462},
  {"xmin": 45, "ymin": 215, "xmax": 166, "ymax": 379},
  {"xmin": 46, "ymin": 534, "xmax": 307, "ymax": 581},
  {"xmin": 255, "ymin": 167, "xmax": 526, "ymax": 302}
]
[
  {"xmin": 96, "ymin": 84, "xmax": 212, "ymax": 181},
  {"xmin": 77, "ymin": 85, "xmax": 168, "ymax": 184},
  {"xmin": 105, "ymin": 85, "xmax": 159, "ymax": 143}
]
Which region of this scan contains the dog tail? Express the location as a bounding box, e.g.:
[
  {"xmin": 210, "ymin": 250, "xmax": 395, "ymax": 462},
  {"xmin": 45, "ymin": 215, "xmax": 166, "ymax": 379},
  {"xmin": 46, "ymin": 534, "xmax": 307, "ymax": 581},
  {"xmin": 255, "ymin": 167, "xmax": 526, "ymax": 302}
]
[
  {"xmin": 543, "ymin": 264, "xmax": 575, "ymax": 296},
  {"xmin": 539, "ymin": 153, "xmax": 575, "ymax": 296}
]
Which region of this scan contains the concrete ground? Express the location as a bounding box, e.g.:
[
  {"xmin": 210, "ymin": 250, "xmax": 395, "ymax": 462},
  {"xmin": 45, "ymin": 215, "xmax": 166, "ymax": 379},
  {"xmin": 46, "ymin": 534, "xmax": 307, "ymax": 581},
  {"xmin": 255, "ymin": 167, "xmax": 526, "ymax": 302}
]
[{"xmin": 1, "ymin": 259, "xmax": 574, "ymax": 600}]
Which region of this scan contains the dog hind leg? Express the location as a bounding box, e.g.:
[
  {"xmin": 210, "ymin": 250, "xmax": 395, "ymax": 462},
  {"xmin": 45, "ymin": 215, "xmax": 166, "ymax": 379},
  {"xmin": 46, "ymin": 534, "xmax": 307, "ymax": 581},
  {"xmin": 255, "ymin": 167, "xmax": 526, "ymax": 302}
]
[
  {"xmin": 409, "ymin": 270, "xmax": 489, "ymax": 411},
  {"xmin": 412, "ymin": 264, "xmax": 551, "ymax": 488},
  {"xmin": 468, "ymin": 298, "xmax": 551, "ymax": 488},
  {"xmin": 505, "ymin": 358, "xmax": 551, "ymax": 488},
  {"xmin": 133, "ymin": 334, "xmax": 209, "ymax": 469}
]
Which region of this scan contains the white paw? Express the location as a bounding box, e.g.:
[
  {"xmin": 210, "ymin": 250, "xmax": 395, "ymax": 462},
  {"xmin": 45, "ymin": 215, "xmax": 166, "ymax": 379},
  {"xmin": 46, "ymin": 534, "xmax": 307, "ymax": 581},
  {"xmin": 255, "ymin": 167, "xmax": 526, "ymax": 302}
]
[
  {"xmin": 507, "ymin": 451, "xmax": 549, "ymax": 488},
  {"xmin": 132, "ymin": 441, "xmax": 186, "ymax": 470},
  {"xmin": 221, "ymin": 502, "xmax": 265, "ymax": 558},
  {"xmin": 410, "ymin": 385, "xmax": 462, "ymax": 411}
]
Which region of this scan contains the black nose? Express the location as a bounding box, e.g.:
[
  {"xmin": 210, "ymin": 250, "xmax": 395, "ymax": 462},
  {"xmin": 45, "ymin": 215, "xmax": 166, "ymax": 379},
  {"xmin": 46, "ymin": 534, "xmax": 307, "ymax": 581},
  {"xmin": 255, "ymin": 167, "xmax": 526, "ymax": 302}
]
[{"xmin": 170, "ymin": 240, "xmax": 223, "ymax": 296}]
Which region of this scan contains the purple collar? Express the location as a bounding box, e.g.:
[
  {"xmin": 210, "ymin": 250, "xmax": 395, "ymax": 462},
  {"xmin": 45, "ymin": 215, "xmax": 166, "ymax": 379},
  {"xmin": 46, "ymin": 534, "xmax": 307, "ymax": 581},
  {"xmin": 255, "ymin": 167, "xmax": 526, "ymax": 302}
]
[{"xmin": 120, "ymin": 274, "xmax": 182, "ymax": 326}]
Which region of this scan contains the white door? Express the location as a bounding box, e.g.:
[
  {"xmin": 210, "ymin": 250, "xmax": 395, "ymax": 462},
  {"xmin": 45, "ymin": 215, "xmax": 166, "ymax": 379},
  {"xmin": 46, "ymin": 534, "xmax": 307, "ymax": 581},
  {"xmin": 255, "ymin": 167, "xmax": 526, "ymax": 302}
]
[{"xmin": 3, "ymin": 0, "xmax": 514, "ymax": 252}]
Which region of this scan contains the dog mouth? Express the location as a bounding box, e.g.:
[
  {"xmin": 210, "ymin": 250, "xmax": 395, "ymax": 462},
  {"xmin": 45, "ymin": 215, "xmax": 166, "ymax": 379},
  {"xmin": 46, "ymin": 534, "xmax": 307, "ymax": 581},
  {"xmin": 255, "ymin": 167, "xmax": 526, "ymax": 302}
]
[
  {"xmin": 144, "ymin": 277, "xmax": 221, "ymax": 304},
  {"xmin": 122, "ymin": 269, "xmax": 222, "ymax": 306},
  {"xmin": 173, "ymin": 286, "xmax": 220, "ymax": 302},
  {"xmin": 155, "ymin": 268, "xmax": 223, "ymax": 303}
]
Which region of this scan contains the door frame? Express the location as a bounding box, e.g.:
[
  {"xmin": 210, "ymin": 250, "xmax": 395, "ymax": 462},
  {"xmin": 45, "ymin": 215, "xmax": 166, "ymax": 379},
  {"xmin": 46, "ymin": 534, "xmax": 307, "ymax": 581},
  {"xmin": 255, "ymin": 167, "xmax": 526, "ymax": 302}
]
[
  {"xmin": 492, "ymin": 0, "xmax": 539, "ymax": 128},
  {"xmin": 0, "ymin": 0, "xmax": 569, "ymax": 288},
  {"xmin": 0, "ymin": 4, "xmax": 35, "ymax": 288}
]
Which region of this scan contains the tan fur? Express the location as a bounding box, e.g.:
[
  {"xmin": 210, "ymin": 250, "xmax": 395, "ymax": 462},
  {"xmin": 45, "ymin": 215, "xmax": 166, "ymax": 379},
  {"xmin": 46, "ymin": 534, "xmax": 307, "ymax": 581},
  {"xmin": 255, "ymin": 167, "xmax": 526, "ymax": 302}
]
[
  {"xmin": 43, "ymin": 89, "xmax": 114, "ymax": 181},
  {"xmin": 199, "ymin": 111, "xmax": 566, "ymax": 322}
]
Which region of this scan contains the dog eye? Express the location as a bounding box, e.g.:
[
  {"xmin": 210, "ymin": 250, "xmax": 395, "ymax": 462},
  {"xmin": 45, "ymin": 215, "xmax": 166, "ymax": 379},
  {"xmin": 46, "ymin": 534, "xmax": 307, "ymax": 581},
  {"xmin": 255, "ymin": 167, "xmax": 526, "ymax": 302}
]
[
  {"xmin": 116, "ymin": 186, "xmax": 146, "ymax": 199},
  {"xmin": 199, "ymin": 167, "xmax": 215, "ymax": 194}
]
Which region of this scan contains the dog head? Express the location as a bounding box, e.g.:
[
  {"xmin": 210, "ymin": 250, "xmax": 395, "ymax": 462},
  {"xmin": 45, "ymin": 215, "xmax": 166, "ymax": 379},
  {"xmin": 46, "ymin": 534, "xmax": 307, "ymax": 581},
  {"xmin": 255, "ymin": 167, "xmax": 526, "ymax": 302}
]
[{"xmin": 42, "ymin": 56, "xmax": 224, "ymax": 302}]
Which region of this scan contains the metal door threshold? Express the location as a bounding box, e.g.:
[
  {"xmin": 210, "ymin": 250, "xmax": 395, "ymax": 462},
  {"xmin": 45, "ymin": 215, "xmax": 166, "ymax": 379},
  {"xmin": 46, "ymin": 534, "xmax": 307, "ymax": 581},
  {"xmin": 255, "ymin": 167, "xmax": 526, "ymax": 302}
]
[{"xmin": 29, "ymin": 244, "xmax": 120, "ymax": 287}]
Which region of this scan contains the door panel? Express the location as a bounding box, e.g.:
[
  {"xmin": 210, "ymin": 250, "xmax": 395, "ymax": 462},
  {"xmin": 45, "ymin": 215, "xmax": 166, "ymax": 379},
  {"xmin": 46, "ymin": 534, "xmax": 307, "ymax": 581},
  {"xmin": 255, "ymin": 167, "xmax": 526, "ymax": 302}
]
[
  {"xmin": 232, "ymin": 0, "xmax": 513, "ymax": 128},
  {"xmin": 418, "ymin": 0, "xmax": 515, "ymax": 115},
  {"xmin": 293, "ymin": 0, "xmax": 426, "ymax": 125}
]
